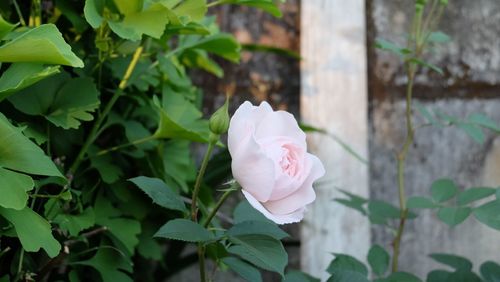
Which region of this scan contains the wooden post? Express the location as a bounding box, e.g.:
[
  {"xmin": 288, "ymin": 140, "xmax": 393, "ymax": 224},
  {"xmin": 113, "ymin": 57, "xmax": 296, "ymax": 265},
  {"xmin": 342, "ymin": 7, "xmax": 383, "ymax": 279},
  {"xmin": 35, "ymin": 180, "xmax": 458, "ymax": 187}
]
[{"xmin": 300, "ymin": 0, "xmax": 370, "ymax": 279}]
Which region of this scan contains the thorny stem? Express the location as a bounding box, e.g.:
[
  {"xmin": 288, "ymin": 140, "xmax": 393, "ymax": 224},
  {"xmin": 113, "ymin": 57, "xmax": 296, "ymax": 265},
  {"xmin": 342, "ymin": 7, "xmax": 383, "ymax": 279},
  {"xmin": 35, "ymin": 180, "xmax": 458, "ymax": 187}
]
[{"xmin": 68, "ymin": 46, "xmax": 144, "ymax": 176}]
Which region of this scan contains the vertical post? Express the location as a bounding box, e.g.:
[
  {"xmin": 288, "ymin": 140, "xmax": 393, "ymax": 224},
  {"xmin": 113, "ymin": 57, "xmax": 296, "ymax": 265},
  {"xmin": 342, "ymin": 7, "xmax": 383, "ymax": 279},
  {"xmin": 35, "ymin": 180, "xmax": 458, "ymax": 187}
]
[{"xmin": 300, "ymin": 0, "xmax": 370, "ymax": 279}]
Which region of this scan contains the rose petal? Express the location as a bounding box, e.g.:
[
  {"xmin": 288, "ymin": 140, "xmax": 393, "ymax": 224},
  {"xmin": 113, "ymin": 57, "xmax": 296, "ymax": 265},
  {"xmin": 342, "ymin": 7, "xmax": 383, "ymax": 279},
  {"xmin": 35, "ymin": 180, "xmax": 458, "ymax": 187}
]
[
  {"xmin": 242, "ymin": 190, "xmax": 305, "ymax": 225},
  {"xmin": 230, "ymin": 131, "xmax": 275, "ymax": 202},
  {"xmin": 255, "ymin": 110, "xmax": 306, "ymax": 149},
  {"xmin": 263, "ymin": 154, "xmax": 325, "ymax": 215},
  {"xmin": 228, "ymin": 101, "xmax": 272, "ymax": 154}
]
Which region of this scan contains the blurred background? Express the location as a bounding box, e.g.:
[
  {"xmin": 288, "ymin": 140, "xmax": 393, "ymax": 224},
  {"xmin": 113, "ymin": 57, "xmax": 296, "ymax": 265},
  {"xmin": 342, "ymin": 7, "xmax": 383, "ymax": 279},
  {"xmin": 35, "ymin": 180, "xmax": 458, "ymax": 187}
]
[{"xmin": 174, "ymin": 0, "xmax": 500, "ymax": 280}]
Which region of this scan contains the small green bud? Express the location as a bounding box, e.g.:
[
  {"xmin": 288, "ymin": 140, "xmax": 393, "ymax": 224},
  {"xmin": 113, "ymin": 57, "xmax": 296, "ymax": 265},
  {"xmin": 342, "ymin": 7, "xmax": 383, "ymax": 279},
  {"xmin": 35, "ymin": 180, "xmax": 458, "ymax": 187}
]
[{"xmin": 209, "ymin": 96, "xmax": 230, "ymax": 135}]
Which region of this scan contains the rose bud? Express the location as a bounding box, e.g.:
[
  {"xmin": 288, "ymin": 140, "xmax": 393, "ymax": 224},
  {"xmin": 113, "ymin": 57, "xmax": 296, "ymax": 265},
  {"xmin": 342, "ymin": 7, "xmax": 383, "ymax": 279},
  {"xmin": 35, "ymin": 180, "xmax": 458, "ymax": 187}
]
[{"xmin": 209, "ymin": 96, "xmax": 230, "ymax": 135}]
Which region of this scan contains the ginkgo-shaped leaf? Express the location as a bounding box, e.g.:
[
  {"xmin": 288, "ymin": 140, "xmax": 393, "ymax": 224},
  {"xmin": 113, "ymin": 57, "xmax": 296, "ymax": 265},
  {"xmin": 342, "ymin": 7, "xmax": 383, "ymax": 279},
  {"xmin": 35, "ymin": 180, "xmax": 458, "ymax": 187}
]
[
  {"xmin": 9, "ymin": 73, "xmax": 100, "ymax": 129},
  {"xmin": 0, "ymin": 24, "xmax": 83, "ymax": 67},
  {"xmin": 152, "ymin": 87, "xmax": 210, "ymax": 142},
  {"xmin": 0, "ymin": 115, "xmax": 62, "ymax": 210},
  {"xmin": 74, "ymin": 247, "xmax": 133, "ymax": 282},
  {"xmin": 0, "ymin": 63, "xmax": 60, "ymax": 102},
  {"xmin": 0, "ymin": 206, "xmax": 61, "ymax": 258}
]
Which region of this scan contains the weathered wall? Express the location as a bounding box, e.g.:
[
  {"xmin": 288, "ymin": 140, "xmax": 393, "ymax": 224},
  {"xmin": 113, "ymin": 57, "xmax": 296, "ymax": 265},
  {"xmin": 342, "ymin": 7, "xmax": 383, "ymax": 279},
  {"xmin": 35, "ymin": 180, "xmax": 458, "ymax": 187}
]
[{"xmin": 368, "ymin": 0, "xmax": 500, "ymax": 277}]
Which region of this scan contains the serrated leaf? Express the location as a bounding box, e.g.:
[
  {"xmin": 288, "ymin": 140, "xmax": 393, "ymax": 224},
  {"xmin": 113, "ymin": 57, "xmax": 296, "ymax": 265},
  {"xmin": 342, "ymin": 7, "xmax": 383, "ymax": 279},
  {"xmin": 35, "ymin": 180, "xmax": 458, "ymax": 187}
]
[
  {"xmin": 474, "ymin": 200, "xmax": 500, "ymax": 230},
  {"xmin": 0, "ymin": 63, "xmax": 60, "ymax": 101},
  {"xmin": 155, "ymin": 219, "xmax": 213, "ymax": 242},
  {"xmin": 368, "ymin": 200, "xmax": 401, "ymax": 224},
  {"xmin": 457, "ymin": 187, "xmax": 496, "ymax": 206},
  {"xmin": 431, "ymin": 179, "xmax": 458, "ymax": 203},
  {"xmin": 128, "ymin": 176, "xmax": 187, "ymax": 212},
  {"xmin": 233, "ymin": 200, "xmax": 273, "ymax": 224},
  {"xmin": 407, "ymin": 196, "xmax": 439, "ymax": 209},
  {"xmin": 437, "ymin": 207, "xmax": 471, "ymax": 227},
  {"xmin": 227, "ymin": 220, "xmax": 289, "ymax": 240},
  {"xmin": 0, "ymin": 24, "xmax": 83, "ymax": 67},
  {"xmin": 0, "ymin": 168, "xmax": 33, "ymax": 210},
  {"xmin": 429, "ymin": 253, "xmax": 473, "ymax": 271},
  {"xmin": 480, "ymin": 261, "xmax": 500, "ymax": 282},
  {"xmin": 0, "ymin": 207, "xmax": 61, "ymax": 258},
  {"xmin": 228, "ymin": 234, "xmax": 288, "ymax": 276},
  {"xmin": 327, "ymin": 254, "xmax": 368, "ymax": 276},
  {"xmin": 223, "ymin": 257, "xmax": 262, "ymax": 282},
  {"xmin": 367, "ymin": 245, "xmax": 390, "ymax": 276},
  {"xmin": 75, "ymin": 248, "xmax": 133, "ymax": 282}
]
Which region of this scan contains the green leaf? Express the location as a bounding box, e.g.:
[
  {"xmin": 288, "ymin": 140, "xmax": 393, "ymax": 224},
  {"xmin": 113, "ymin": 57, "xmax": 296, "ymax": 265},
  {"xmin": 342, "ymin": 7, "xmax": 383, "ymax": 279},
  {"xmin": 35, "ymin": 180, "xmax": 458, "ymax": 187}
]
[
  {"xmin": 407, "ymin": 196, "xmax": 439, "ymax": 209},
  {"xmin": 9, "ymin": 74, "xmax": 100, "ymax": 129},
  {"xmin": 426, "ymin": 270, "xmax": 452, "ymax": 282},
  {"xmin": 409, "ymin": 58, "xmax": 443, "ymax": 74},
  {"xmin": 128, "ymin": 176, "xmax": 187, "ymax": 212},
  {"xmin": 334, "ymin": 190, "xmax": 368, "ymax": 215},
  {"xmin": 84, "ymin": 0, "xmax": 104, "ymax": 28},
  {"xmin": 155, "ymin": 219, "xmax": 213, "ymax": 242},
  {"xmin": 480, "ymin": 261, "xmax": 500, "ymax": 282},
  {"xmin": 428, "ymin": 31, "xmax": 451, "ymax": 43},
  {"xmin": 367, "ymin": 244, "xmax": 390, "ymax": 276},
  {"xmin": 113, "ymin": 0, "xmax": 143, "ymax": 15},
  {"xmin": 457, "ymin": 122, "xmax": 485, "ymax": 144},
  {"xmin": 375, "ymin": 272, "xmax": 422, "ymax": 282},
  {"xmin": 429, "ymin": 253, "xmax": 473, "ymax": 271},
  {"xmin": 175, "ymin": 33, "xmax": 241, "ymax": 62},
  {"xmin": 108, "ymin": 4, "xmax": 170, "ymax": 41},
  {"xmin": 0, "ymin": 63, "xmax": 60, "ymax": 101},
  {"xmin": 173, "ymin": 0, "xmax": 207, "ymax": 21},
  {"xmin": 163, "ymin": 140, "xmax": 197, "ymax": 193},
  {"xmin": 53, "ymin": 208, "xmax": 95, "ymax": 236},
  {"xmin": 0, "ymin": 15, "xmax": 16, "ymax": 39},
  {"xmin": 283, "ymin": 270, "xmax": 320, "ymax": 282},
  {"xmin": 234, "ymin": 200, "xmax": 273, "ymax": 224},
  {"xmin": 180, "ymin": 49, "xmax": 224, "ymax": 77},
  {"xmin": 137, "ymin": 223, "xmax": 163, "ymax": 260},
  {"xmin": 457, "ymin": 187, "xmax": 496, "ymax": 206},
  {"xmin": 327, "ymin": 271, "xmax": 370, "ymax": 282},
  {"xmin": 0, "ymin": 24, "xmax": 83, "ymax": 67},
  {"xmin": 0, "ymin": 115, "xmax": 62, "ymax": 177},
  {"xmin": 446, "ymin": 270, "xmax": 481, "ymax": 282},
  {"xmin": 55, "ymin": 0, "xmax": 89, "ymax": 33},
  {"xmin": 89, "ymin": 153, "xmax": 123, "ymax": 184},
  {"xmin": 228, "ymin": 234, "xmax": 288, "ymax": 276},
  {"xmin": 473, "ymin": 200, "xmax": 500, "ymax": 230},
  {"xmin": 368, "ymin": 200, "xmax": 401, "ymax": 224},
  {"xmin": 431, "ymin": 179, "xmax": 458, "ymax": 203},
  {"xmin": 0, "ymin": 168, "xmax": 33, "ymax": 210},
  {"xmin": 219, "ymin": 0, "xmax": 282, "ymax": 17},
  {"xmin": 327, "ymin": 254, "xmax": 368, "ymax": 277},
  {"xmin": 437, "ymin": 207, "xmax": 471, "ymax": 227},
  {"xmin": 0, "ymin": 207, "xmax": 61, "ymax": 257},
  {"xmin": 152, "ymin": 91, "xmax": 210, "ymax": 142},
  {"xmin": 242, "ymin": 43, "xmax": 301, "ymax": 59},
  {"xmin": 94, "ymin": 196, "xmax": 141, "ymax": 255},
  {"xmin": 374, "ymin": 38, "xmax": 411, "ymax": 57},
  {"xmin": 468, "ymin": 113, "xmax": 500, "ymax": 132},
  {"xmin": 75, "ymin": 248, "xmax": 133, "ymax": 282},
  {"xmin": 413, "ymin": 101, "xmax": 440, "ymax": 127},
  {"xmin": 223, "ymin": 257, "xmax": 263, "ymax": 282},
  {"xmin": 227, "ymin": 220, "xmax": 289, "ymax": 240}
]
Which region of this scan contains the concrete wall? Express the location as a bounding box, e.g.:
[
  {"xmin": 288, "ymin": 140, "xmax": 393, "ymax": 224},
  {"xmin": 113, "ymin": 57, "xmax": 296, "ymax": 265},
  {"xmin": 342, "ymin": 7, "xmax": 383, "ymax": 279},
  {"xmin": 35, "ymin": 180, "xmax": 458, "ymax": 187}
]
[{"xmin": 368, "ymin": 0, "xmax": 500, "ymax": 277}]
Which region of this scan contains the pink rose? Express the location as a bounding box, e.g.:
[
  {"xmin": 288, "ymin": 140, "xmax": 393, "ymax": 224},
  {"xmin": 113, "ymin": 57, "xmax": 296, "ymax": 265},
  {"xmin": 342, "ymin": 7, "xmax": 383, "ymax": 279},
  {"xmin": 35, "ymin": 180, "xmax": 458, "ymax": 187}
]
[{"xmin": 228, "ymin": 101, "xmax": 325, "ymax": 224}]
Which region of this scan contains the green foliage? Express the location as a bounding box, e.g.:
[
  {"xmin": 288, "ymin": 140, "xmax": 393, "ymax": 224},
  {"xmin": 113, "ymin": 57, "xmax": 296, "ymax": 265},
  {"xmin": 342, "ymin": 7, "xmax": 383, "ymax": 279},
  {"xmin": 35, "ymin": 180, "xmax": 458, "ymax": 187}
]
[
  {"xmin": 368, "ymin": 245, "xmax": 390, "ymax": 276},
  {"xmin": 154, "ymin": 218, "xmax": 214, "ymax": 242}
]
